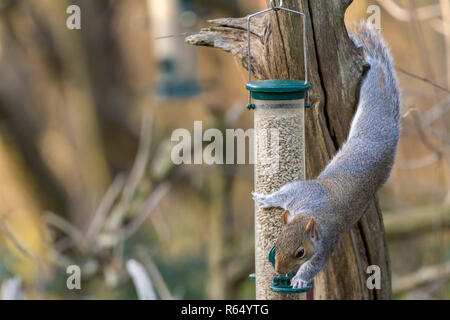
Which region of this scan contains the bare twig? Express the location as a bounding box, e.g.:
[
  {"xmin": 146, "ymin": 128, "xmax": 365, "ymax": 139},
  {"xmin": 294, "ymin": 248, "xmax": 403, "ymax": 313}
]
[
  {"xmin": 400, "ymin": 98, "xmax": 450, "ymax": 168},
  {"xmin": 393, "ymin": 261, "xmax": 450, "ymax": 294},
  {"xmin": 402, "ymin": 106, "xmax": 420, "ymax": 119},
  {"xmin": 44, "ymin": 211, "xmax": 86, "ymax": 251},
  {"xmin": 397, "ymin": 153, "xmax": 441, "ymax": 170},
  {"xmin": 45, "ymin": 247, "xmax": 74, "ymax": 269},
  {"xmin": 122, "ymin": 182, "xmax": 171, "ymax": 240},
  {"xmin": 0, "ymin": 219, "xmax": 38, "ymax": 262},
  {"xmin": 154, "ymin": 32, "xmax": 196, "ymax": 40},
  {"xmin": 136, "ymin": 247, "xmax": 174, "ymax": 300},
  {"xmin": 439, "ymin": 0, "xmax": 450, "ymax": 88},
  {"xmin": 403, "ymin": 106, "xmax": 448, "ymax": 157},
  {"xmin": 105, "ymin": 111, "xmax": 154, "ymax": 232},
  {"xmin": 233, "ymin": 56, "xmax": 247, "ymax": 86},
  {"xmin": 0, "ymin": 219, "xmax": 46, "ymax": 295},
  {"xmin": 384, "ymin": 206, "xmax": 450, "ymax": 239},
  {"xmin": 430, "ymin": 18, "xmax": 450, "ymax": 36},
  {"xmin": 422, "ymin": 96, "xmax": 450, "ymax": 126},
  {"xmin": 396, "ymin": 67, "xmax": 450, "ymax": 94},
  {"xmin": 407, "ymin": 0, "xmax": 440, "ymax": 102},
  {"xmin": 126, "ymin": 259, "xmax": 157, "ymax": 300},
  {"xmin": 85, "ymin": 174, "xmax": 126, "ymax": 244},
  {"xmin": 1, "ymin": 277, "xmax": 24, "ymax": 300},
  {"xmin": 376, "ymin": 0, "xmax": 442, "ymax": 22},
  {"xmin": 149, "ymin": 208, "xmax": 171, "ymax": 243},
  {"xmin": 123, "ymin": 112, "xmax": 153, "ymax": 203}
]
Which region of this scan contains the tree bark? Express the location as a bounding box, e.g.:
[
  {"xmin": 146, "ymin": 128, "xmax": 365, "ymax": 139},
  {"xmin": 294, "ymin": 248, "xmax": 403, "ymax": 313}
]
[{"xmin": 187, "ymin": 0, "xmax": 391, "ymax": 299}]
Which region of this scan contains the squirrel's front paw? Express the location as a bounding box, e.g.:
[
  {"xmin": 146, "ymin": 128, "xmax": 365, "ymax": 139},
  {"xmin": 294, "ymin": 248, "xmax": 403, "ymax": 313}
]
[
  {"xmin": 291, "ymin": 275, "xmax": 309, "ymax": 289},
  {"xmin": 251, "ymin": 192, "xmax": 281, "ymax": 209}
]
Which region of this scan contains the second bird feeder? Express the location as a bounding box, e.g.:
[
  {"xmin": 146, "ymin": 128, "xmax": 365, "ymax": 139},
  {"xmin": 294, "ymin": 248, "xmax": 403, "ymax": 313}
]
[{"xmin": 246, "ymin": 1, "xmax": 312, "ymax": 300}]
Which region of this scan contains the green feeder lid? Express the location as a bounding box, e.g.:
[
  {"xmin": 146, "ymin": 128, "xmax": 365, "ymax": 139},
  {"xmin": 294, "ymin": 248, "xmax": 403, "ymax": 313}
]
[{"xmin": 246, "ymin": 80, "xmax": 311, "ymax": 101}]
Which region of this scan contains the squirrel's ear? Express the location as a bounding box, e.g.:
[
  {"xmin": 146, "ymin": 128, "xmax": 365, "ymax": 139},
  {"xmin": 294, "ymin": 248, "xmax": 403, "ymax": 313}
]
[
  {"xmin": 305, "ymin": 218, "xmax": 319, "ymax": 239},
  {"xmin": 282, "ymin": 210, "xmax": 290, "ymax": 225},
  {"xmin": 305, "ymin": 218, "xmax": 315, "ymax": 234}
]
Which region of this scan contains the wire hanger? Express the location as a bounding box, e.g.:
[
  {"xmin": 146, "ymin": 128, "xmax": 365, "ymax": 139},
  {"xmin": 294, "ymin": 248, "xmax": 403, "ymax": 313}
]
[{"xmin": 247, "ymin": 0, "xmax": 309, "ymax": 109}]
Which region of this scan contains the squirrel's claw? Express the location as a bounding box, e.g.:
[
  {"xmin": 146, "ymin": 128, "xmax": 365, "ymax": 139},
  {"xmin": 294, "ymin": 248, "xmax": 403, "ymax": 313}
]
[
  {"xmin": 291, "ymin": 275, "xmax": 309, "ymax": 289},
  {"xmin": 251, "ymin": 192, "xmax": 265, "ymax": 202}
]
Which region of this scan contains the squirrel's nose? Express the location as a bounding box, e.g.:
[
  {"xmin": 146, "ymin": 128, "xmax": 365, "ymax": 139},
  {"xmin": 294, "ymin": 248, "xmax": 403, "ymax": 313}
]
[
  {"xmin": 275, "ymin": 261, "xmax": 284, "ymax": 274},
  {"xmin": 275, "ymin": 262, "xmax": 280, "ymax": 274}
]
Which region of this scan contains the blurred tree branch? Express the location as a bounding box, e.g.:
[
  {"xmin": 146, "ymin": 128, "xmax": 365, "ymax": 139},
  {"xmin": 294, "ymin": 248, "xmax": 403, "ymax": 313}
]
[
  {"xmin": 385, "ymin": 206, "xmax": 450, "ymax": 239},
  {"xmin": 393, "ymin": 261, "xmax": 450, "ymax": 295},
  {"xmin": 376, "ymin": 0, "xmax": 442, "ymax": 22}
]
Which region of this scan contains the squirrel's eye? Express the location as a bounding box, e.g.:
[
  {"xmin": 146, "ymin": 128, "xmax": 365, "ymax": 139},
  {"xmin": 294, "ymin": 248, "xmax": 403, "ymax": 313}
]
[{"xmin": 296, "ymin": 248, "xmax": 305, "ymax": 258}]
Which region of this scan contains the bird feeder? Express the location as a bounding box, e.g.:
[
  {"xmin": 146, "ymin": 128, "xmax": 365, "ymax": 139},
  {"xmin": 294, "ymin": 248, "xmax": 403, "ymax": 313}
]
[
  {"xmin": 149, "ymin": 0, "xmax": 201, "ymax": 98},
  {"xmin": 246, "ymin": 1, "xmax": 312, "ymax": 300}
]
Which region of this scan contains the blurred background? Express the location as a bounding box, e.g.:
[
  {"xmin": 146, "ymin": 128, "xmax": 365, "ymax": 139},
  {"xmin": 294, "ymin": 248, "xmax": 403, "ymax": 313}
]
[{"xmin": 0, "ymin": 0, "xmax": 448, "ymax": 300}]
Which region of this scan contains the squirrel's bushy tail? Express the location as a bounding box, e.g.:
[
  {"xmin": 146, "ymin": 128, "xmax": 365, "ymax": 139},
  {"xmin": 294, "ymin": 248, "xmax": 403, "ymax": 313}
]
[
  {"xmin": 350, "ymin": 21, "xmax": 401, "ymax": 125},
  {"xmin": 320, "ymin": 21, "xmax": 402, "ymax": 192}
]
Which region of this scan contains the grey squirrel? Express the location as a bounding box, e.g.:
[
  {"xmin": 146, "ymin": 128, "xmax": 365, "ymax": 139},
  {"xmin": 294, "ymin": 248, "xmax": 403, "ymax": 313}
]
[{"xmin": 252, "ymin": 21, "xmax": 402, "ymax": 289}]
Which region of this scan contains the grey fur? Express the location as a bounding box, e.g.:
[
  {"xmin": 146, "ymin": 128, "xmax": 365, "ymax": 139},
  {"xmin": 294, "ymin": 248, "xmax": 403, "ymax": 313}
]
[{"xmin": 252, "ymin": 21, "xmax": 402, "ymax": 287}]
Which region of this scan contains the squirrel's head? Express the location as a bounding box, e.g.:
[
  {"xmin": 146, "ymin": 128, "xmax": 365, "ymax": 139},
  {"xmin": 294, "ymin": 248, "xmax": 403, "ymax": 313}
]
[{"xmin": 274, "ymin": 211, "xmax": 318, "ymax": 275}]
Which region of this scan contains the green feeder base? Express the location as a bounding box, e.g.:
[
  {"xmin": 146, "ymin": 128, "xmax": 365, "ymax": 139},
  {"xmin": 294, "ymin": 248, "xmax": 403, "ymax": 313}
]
[{"xmin": 270, "ymin": 274, "xmax": 312, "ymax": 293}]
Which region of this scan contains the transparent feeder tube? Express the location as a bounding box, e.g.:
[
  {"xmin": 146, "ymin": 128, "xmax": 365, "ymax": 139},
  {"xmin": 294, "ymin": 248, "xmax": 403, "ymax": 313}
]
[{"xmin": 254, "ymin": 99, "xmax": 306, "ymax": 300}]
